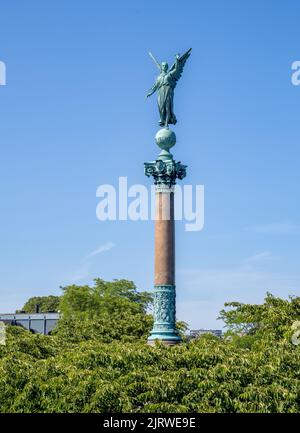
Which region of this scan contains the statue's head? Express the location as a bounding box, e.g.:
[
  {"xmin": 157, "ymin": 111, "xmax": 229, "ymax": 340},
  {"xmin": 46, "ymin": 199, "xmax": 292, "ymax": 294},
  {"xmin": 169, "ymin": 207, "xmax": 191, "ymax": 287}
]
[{"xmin": 161, "ymin": 62, "xmax": 168, "ymax": 73}]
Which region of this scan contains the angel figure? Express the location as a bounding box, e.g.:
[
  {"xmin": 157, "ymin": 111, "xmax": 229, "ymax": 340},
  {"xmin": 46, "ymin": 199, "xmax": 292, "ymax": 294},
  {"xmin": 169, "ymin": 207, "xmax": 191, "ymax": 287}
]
[{"xmin": 146, "ymin": 48, "xmax": 192, "ymax": 127}]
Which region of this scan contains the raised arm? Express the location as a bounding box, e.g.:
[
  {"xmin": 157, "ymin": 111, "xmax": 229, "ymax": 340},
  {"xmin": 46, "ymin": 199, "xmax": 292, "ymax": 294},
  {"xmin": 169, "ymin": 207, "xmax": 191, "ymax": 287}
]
[
  {"xmin": 169, "ymin": 54, "xmax": 180, "ymax": 76},
  {"xmin": 168, "ymin": 48, "xmax": 192, "ymax": 82}
]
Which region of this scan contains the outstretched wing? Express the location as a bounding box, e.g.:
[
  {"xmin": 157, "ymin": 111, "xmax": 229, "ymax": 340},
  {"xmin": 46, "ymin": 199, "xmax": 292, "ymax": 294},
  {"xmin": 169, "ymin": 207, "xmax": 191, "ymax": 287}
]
[{"xmin": 169, "ymin": 48, "xmax": 192, "ymax": 81}]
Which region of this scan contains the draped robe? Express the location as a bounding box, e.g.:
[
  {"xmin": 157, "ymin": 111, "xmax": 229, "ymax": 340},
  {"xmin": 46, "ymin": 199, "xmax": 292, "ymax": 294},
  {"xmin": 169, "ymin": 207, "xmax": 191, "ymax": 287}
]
[{"xmin": 149, "ymin": 61, "xmax": 180, "ymax": 126}]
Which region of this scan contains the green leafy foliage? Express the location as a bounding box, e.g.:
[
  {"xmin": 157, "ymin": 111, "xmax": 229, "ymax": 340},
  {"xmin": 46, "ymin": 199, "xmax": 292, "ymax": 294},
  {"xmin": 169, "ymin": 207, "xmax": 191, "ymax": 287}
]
[
  {"xmin": 59, "ymin": 278, "xmax": 152, "ymax": 316},
  {"xmin": 1, "ymin": 287, "xmax": 299, "ymax": 413},
  {"xmin": 16, "ymin": 295, "xmax": 60, "ymax": 313},
  {"xmin": 219, "ymin": 292, "xmax": 300, "ymax": 347},
  {"xmin": 53, "ymin": 279, "xmax": 153, "ymax": 342}
]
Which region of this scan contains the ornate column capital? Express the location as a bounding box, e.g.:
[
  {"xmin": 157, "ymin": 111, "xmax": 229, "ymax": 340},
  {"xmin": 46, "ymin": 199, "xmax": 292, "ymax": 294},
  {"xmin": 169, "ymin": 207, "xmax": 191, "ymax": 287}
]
[{"xmin": 144, "ymin": 157, "xmax": 187, "ymax": 187}]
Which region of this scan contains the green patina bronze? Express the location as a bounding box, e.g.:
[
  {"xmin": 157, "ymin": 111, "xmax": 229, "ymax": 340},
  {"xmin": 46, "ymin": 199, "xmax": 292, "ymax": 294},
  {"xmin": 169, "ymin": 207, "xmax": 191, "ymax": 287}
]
[
  {"xmin": 147, "ymin": 285, "xmax": 181, "ymax": 345},
  {"xmin": 146, "ymin": 48, "xmax": 192, "ymax": 127},
  {"xmin": 144, "ymin": 157, "xmax": 187, "ymax": 187}
]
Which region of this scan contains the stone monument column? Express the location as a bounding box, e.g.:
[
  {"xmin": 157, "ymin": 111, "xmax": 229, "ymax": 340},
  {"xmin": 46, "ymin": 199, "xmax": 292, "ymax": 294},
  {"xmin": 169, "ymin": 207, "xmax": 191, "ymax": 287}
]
[
  {"xmin": 145, "ymin": 128, "xmax": 187, "ymax": 345},
  {"xmin": 144, "ymin": 47, "xmax": 191, "ymax": 345}
]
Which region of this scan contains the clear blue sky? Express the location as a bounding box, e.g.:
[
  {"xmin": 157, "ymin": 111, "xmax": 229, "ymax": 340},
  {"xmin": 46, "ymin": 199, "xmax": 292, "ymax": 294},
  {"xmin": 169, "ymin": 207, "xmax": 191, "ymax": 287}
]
[{"xmin": 0, "ymin": 0, "xmax": 299, "ymax": 328}]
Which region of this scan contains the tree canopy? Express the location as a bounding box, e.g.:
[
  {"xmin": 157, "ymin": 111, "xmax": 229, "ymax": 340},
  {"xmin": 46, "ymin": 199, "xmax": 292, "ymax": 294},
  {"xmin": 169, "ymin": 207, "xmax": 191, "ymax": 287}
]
[
  {"xmin": 53, "ymin": 278, "xmax": 154, "ymax": 343},
  {"xmin": 16, "ymin": 295, "xmax": 60, "ymax": 313},
  {"xmin": 1, "ymin": 280, "xmax": 299, "ymax": 413}
]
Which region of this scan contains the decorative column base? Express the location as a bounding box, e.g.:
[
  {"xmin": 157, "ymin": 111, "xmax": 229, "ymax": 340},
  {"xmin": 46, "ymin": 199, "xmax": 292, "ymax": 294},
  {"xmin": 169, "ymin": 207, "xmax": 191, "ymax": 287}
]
[{"xmin": 147, "ymin": 285, "xmax": 181, "ymax": 346}]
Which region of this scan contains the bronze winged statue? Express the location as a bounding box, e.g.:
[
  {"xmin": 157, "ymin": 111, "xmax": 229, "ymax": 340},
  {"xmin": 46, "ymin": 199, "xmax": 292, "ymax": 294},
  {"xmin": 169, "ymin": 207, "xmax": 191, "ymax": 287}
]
[{"xmin": 146, "ymin": 48, "xmax": 192, "ymax": 127}]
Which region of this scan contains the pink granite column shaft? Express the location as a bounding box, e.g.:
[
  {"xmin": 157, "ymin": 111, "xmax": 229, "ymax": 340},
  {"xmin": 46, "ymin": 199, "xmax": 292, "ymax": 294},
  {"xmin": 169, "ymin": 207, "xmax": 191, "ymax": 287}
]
[{"xmin": 154, "ymin": 187, "xmax": 175, "ymax": 286}]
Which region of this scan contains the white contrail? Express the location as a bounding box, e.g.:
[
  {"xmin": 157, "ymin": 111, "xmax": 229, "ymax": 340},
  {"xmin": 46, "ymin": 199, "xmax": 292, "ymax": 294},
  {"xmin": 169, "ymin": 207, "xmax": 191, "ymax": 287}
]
[{"xmin": 86, "ymin": 241, "xmax": 116, "ymax": 258}]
